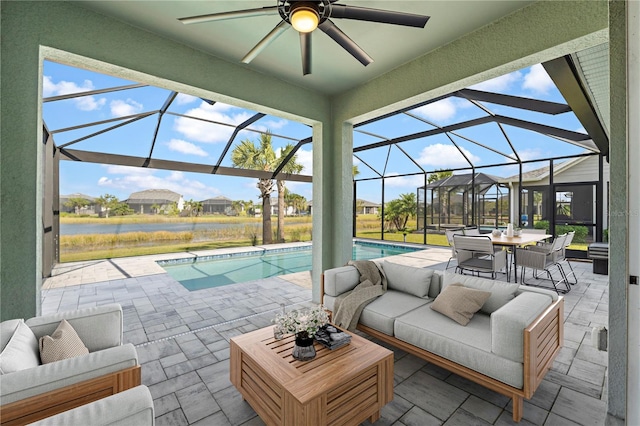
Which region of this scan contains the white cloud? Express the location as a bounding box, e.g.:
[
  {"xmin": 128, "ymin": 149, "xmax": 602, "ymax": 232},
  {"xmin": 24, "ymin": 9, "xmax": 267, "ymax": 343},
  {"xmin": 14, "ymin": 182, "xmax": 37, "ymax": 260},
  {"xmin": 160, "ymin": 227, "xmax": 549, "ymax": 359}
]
[
  {"xmin": 413, "ymin": 98, "xmax": 457, "ymax": 122},
  {"xmin": 471, "ymin": 71, "xmax": 522, "ymax": 92},
  {"xmin": 110, "ymin": 98, "xmax": 143, "ymax": 117},
  {"xmin": 522, "ymin": 64, "xmax": 554, "ymax": 94},
  {"xmin": 166, "ymin": 139, "xmax": 208, "ymax": 157},
  {"xmin": 75, "ymin": 96, "xmax": 107, "ymax": 111},
  {"xmin": 384, "ymin": 173, "xmax": 425, "ymax": 188},
  {"xmin": 42, "ymin": 75, "xmax": 106, "ymax": 111},
  {"xmin": 416, "ymin": 143, "xmax": 480, "ymax": 168},
  {"xmin": 274, "ymin": 147, "xmax": 312, "ymax": 175},
  {"xmin": 175, "ymin": 93, "xmax": 198, "ymax": 105},
  {"xmin": 97, "ymin": 165, "xmax": 220, "ymax": 200},
  {"xmin": 262, "ymin": 119, "xmax": 289, "ymax": 130},
  {"xmin": 173, "ymin": 101, "xmax": 254, "ymax": 143}
]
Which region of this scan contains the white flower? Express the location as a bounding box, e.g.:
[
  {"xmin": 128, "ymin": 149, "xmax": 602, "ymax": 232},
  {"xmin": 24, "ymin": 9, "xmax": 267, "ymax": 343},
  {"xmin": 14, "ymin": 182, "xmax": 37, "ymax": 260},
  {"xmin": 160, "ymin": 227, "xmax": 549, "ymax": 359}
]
[{"xmin": 273, "ymin": 305, "xmax": 329, "ymax": 337}]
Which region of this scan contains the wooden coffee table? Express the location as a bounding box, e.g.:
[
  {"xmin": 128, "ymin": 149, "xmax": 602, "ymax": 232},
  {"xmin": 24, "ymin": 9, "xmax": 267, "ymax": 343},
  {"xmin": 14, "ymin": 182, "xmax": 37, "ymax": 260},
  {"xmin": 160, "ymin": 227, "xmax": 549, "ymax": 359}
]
[{"xmin": 230, "ymin": 325, "xmax": 394, "ymax": 426}]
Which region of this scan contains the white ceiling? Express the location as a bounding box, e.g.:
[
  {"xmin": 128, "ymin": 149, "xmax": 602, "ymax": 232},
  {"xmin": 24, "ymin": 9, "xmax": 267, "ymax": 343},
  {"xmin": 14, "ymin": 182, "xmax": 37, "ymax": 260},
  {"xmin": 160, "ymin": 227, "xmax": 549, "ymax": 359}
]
[{"xmin": 77, "ymin": 1, "xmax": 534, "ymax": 95}]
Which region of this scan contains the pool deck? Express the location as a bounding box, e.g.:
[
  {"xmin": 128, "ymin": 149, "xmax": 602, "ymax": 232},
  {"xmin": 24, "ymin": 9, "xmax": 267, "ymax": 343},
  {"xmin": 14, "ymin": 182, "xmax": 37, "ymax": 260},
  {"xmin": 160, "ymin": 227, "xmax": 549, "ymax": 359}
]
[{"xmin": 40, "ymin": 243, "xmax": 611, "ymax": 426}]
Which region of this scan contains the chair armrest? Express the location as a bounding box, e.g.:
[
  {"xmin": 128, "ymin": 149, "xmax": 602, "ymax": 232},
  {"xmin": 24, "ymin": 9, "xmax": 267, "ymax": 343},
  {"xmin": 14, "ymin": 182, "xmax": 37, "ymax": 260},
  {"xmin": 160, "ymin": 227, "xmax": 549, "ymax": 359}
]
[
  {"xmin": 0, "ymin": 343, "xmax": 138, "ymax": 405},
  {"xmin": 491, "ymin": 292, "xmax": 553, "ymax": 363},
  {"xmin": 27, "ymin": 385, "xmax": 154, "ymax": 426},
  {"xmin": 26, "ymin": 304, "xmax": 123, "ymax": 351}
]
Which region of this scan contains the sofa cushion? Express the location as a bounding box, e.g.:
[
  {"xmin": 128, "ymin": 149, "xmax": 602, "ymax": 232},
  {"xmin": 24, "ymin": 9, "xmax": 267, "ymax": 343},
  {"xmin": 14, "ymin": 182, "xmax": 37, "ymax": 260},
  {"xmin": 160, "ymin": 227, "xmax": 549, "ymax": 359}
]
[
  {"xmin": 491, "ymin": 292, "xmax": 554, "ymax": 363},
  {"xmin": 0, "ymin": 320, "xmax": 40, "ymax": 374},
  {"xmin": 359, "ymin": 290, "xmax": 431, "ymax": 335},
  {"xmin": 323, "ymin": 266, "xmax": 360, "ymax": 297},
  {"xmin": 443, "ymin": 273, "xmax": 519, "ymax": 314},
  {"xmin": 431, "ymin": 284, "xmax": 491, "ymax": 325},
  {"xmin": 394, "ymin": 305, "xmax": 524, "ymax": 389},
  {"xmin": 383, "ymin": 261, "xmax": 433, "ymax": 298},
  {"xmin": 39, "ymin": 319, "xmax": 89, "ymax": 364}
]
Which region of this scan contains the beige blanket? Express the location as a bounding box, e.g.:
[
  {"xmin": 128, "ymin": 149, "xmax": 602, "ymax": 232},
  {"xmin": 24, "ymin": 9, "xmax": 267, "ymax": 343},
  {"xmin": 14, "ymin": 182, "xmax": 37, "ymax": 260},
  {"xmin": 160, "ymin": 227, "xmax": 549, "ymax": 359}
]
[{"xmin": 332, "ymin": 260, "xmax": 386, "ymax": 331}]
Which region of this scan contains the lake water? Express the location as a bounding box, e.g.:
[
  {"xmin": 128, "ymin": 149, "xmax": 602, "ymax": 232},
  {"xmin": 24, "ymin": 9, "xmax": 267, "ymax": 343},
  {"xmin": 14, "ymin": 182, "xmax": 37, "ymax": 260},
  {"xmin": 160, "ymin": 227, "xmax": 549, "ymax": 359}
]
[{"xmin": 60, "ymin": 222, "xmax": 250, "ymax": 235}]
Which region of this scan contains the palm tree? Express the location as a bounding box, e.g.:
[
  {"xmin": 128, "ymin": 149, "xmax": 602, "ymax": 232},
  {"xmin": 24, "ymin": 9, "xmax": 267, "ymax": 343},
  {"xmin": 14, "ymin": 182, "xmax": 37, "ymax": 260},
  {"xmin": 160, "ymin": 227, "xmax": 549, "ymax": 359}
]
[
  {"xmin": 275, "ymin": 144, "xmax": 303, "ymax": 242},
  {"xmin": 95, "ymin": 193, "xmax": 119, "ymax": 218},
  {"xmin": 231, "ymin": 133, "xmax": 276, "ymax": 244}
]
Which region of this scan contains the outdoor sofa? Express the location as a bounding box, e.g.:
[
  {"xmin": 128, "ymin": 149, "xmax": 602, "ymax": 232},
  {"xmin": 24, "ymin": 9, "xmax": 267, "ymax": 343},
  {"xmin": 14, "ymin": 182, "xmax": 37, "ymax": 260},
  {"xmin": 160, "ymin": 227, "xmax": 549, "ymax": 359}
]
[
  {"xmin": 0, "ymin": 304, "xmax": 141, "ymax": 425},
  {"xmin": 321, "ymin": 261, "xmax": 564, "ymax": 422}
]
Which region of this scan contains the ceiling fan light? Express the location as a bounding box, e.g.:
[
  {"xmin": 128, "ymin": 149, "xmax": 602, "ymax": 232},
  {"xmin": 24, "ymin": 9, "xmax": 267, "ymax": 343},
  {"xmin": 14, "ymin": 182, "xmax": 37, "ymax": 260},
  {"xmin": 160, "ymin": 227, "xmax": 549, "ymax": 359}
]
[{"xmin": 290, "ymin": 5, "xmax": 319, "ymax": 33}]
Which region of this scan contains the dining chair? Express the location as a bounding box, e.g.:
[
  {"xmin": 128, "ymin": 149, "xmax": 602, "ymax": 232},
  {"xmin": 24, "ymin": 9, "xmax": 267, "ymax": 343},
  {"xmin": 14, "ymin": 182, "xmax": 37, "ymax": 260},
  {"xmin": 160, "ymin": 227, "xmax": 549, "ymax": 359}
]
[
  {"xmin": 554, "ymin": 231, "xmax": 577, "ymax": 285},
  {"xmin": 515, "ymin": 233, "xmax": 570, "ymax": 293},
  {"xmin": 453, "ymin": 235, "xmax": 507, "ymax": 280},
  {"xmin": 444, "ymin": 229, "xmax": 464, "ymax": 269}
]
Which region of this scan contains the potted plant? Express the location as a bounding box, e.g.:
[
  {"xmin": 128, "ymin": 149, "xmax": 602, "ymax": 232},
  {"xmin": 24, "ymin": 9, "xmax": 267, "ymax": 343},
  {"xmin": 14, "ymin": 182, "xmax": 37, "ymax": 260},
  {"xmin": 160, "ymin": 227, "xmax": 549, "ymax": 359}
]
[{"xmin": 273, "ymin": 305, "xmax": 329, "ymax": 361}]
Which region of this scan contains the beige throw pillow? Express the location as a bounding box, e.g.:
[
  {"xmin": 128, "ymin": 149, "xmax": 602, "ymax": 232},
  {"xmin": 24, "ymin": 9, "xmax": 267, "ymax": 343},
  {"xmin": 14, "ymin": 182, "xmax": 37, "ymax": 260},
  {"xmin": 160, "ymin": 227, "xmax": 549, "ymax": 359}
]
[
  {"xmin": 39, "ymin": 319, "xmax": 89, "ymax": 364},
  {"xmin": 431, "ymin": 283, "xmax": 491, "ymax": 326}
]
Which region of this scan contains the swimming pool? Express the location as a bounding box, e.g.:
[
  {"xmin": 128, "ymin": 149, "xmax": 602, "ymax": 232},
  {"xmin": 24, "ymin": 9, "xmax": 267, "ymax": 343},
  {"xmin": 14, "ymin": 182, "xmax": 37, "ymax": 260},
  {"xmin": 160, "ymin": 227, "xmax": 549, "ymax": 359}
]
[{"xmin": 159, "ymin": 242, "xmax": 421, "ymax": 291}]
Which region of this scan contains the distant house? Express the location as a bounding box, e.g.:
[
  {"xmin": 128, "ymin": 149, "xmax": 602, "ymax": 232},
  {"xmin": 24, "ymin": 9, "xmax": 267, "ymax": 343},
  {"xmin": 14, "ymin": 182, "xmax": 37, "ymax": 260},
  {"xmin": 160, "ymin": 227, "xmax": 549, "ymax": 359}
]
[
  {"xmin": 503, "ymin": 155, "xmax": 610, "ymax": 233},
  {"xmin": 124, "ymin": 189, "xmax": 184, "ymax": 214},
  {"xmin": 59, "ymin": 193, "xmax": 98, "ymax": 214},
  {"xmin": 356, "ymin": 199, "xmax": 381, "ymax": 215},
  {"xmin": 201, "ymin": 196, "xmax": 234, "ymax": 215}
]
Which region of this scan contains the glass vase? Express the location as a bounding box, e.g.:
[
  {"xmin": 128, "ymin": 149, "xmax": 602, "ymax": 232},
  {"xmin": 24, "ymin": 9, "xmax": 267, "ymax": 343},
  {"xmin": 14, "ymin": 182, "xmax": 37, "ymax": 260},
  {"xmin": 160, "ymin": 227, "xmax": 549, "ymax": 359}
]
[{"xmin": 292, "ymin": 332, "xmax": 316, "ymax": 361}]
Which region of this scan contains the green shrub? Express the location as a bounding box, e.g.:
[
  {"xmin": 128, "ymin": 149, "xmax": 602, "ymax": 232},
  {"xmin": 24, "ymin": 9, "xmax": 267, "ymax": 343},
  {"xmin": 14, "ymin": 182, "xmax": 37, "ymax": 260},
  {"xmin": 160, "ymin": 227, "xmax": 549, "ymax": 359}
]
[
  {"xmin": 556, "ymin": 225, "xmax": 588, "ymax": 243},
  {"xmin": 534, "ymin": 220, "xmax": 549, "ymax": 231},
  {"xmin": 603, "ymin": 229, "xmax": 609, "ymax": 242}
]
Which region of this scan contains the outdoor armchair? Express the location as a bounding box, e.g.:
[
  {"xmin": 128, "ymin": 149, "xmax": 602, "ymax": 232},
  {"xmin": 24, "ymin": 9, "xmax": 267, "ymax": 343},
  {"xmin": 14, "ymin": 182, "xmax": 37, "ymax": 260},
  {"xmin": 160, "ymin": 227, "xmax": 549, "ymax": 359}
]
[{"xmin": 0, "ymin": 304, "xmax": 141, "ymax": 425}]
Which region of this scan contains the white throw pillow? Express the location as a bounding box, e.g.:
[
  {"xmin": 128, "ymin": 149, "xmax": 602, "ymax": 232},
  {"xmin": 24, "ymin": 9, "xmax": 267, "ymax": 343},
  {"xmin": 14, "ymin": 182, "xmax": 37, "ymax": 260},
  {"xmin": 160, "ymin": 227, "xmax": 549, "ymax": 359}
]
[
  {"xmin": 0, "ymin": 320, "xmax": 40, "ymax": 374},
  {"xmin": 383, "ymin": 261, "xmax": 433, "ymax": 298}
]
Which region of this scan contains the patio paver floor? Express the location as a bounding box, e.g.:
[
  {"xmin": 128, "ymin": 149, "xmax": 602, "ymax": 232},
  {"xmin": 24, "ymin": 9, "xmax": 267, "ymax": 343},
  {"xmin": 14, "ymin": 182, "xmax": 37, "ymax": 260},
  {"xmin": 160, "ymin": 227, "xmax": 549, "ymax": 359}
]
[{"xmin": 41, "ymin": 245, "xmax": 609, "ymax": 425}]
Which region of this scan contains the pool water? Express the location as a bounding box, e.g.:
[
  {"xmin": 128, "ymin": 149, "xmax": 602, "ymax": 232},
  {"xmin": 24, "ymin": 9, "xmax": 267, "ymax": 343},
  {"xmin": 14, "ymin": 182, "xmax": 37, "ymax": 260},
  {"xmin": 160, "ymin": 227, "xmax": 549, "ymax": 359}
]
[{"xmin": 160, "ymin": 242, "xmax": 420, "ymax": 291}]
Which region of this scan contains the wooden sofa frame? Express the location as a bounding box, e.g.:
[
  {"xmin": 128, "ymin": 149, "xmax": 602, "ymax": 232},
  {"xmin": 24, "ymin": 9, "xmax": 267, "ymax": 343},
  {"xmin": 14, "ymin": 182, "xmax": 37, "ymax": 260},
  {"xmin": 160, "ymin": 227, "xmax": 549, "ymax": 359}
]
[
  {"xmin": 0, "ymin": 365, "xmax": 141, "ymax": 426},
  {"xmin": 321, "ymin": 276, "xmax": 564, "ymax": 422}
]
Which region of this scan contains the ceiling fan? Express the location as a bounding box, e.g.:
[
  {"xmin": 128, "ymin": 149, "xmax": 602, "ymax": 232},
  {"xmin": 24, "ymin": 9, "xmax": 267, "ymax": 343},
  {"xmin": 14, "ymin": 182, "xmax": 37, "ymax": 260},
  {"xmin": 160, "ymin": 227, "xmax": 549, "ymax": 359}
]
[{"xmin": 179, "ymin": 1, "xmax": 430, "ymax": 75}]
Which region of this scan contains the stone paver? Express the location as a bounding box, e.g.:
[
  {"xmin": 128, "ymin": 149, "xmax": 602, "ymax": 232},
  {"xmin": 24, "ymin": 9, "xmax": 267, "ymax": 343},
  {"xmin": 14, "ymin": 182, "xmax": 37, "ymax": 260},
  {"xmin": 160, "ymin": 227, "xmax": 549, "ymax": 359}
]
[{"xmin": 41, "ymin": 245, "xmax": 608, "ymax": 425}]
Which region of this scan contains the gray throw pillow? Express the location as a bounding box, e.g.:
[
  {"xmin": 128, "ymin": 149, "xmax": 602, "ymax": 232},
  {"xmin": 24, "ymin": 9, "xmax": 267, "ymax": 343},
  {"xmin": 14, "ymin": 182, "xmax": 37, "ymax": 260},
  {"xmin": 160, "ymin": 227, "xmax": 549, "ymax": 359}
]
[
  {"xmin": 383, "ymin": 261, "xmax": 433, "ymax": 298},
  {"xmin": 443, "ymin": 273, "xmax": 519, "ymax": 314},
  {"xmin": 431, "ymin": 283, "xmax": 491, "ymax": 326}
]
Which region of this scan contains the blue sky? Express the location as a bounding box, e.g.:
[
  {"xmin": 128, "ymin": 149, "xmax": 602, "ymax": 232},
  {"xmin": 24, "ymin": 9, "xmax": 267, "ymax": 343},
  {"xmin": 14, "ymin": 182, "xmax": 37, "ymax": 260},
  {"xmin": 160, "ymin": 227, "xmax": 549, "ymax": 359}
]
[{"xmin": 44, "ymin": 61, "xmax": 587, "ymax": 205}]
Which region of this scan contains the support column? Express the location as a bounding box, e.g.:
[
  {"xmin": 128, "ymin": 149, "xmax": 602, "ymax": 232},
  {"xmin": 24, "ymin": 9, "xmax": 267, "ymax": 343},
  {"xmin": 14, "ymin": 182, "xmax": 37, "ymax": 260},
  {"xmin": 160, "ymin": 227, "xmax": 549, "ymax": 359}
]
[{"xmin": 311, "ymin": 119, "xmax": 353, "ymax": 303}]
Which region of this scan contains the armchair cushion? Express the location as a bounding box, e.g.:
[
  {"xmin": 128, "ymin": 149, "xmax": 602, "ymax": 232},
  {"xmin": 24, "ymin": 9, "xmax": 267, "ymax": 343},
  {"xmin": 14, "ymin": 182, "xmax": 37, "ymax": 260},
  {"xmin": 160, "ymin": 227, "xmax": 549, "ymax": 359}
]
[
  {"xmin": 26, "ymin": 304, "xmax": 123, "ymax": 352},
  {"xmin": 0, "ymin": 343, "xmax": 138, "ymax": 405},
  {"xmin": 0, "ymin": 320, "xmax": 40, "ymax": 374},
  {"xmin": 28, "ymin": 385, "xmax": 154, "ymax": 426},
  {"xmin": 39, "ymin": 319, "xmax": 89, "ymax": 364}
]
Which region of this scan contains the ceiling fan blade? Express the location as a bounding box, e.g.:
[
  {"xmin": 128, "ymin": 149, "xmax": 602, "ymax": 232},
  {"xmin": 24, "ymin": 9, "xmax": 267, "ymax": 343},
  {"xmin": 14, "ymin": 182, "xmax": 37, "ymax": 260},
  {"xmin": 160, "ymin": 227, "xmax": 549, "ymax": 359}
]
[
  {"xmin": 241, "ymin": 21, "xmax": 290, "ymax": 64},
  {"xmin": 299, "ymin": 32, "xmax": 312, "ymax": 75},
  {"xmin": 329, "ymin": 4, "xmax": 429, "ymax": 28},
  {"xmin": 318, "ymin": 20, "xmax": 373, "ymax": 66},
  {"xmin": 179, "ymin": 6, "xmax": 278, "ymax": 25}
]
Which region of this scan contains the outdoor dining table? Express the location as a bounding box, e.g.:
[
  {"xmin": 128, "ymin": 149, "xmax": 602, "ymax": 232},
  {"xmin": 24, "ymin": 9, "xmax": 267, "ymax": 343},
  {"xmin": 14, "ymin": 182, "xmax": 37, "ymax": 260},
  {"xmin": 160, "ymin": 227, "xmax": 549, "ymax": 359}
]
[{"xmin": 487, "ymin": 232, "xmax": 553, "ymax": 282}]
